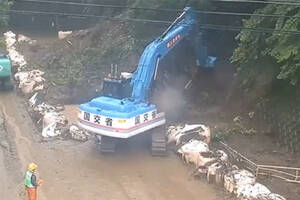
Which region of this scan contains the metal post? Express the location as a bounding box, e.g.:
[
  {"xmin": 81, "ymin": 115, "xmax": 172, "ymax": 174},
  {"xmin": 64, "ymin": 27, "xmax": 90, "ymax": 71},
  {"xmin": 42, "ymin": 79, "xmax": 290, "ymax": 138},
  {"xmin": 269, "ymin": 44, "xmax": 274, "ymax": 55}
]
[
  {"xmin": 114, "ymin": 64, "xmax": 118, "ymax": 78},
  {"xmin": 110, "ymin": 64, "xmax": 114, "ymax": 78}
]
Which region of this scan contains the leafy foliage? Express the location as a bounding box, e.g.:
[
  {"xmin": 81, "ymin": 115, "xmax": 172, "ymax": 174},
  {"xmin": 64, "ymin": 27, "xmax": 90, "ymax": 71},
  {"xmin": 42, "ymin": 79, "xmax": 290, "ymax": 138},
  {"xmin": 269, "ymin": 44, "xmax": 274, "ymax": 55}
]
[
  {"xmin": 0, "ymin": 0, "xmax": 13, "ymax": 29},
  {"xmin": 127, "ymin": 0, "xmax": 212, "ymax": 39},
  {"xmin": 232, "ymin": 5, "xmax": 300, "ymax": 86}
]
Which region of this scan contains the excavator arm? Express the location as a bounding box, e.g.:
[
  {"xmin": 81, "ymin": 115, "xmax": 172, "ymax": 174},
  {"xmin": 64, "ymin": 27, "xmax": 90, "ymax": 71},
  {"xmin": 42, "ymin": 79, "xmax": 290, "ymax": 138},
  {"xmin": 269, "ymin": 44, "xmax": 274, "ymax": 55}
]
[{"xmin": 131, "ymin": 7, "xmax": 215, "ymax": 102}]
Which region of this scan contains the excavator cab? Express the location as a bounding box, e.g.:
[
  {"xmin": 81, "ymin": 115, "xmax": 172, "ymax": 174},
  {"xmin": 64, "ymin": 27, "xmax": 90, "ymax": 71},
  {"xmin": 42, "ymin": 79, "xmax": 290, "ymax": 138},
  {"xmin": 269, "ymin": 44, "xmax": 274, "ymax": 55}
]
[
  {"xmin": 102, "ymin": 64, "xmax": 133, "ymax": 99},
  {"xmin": 102, "ymin": 76, "xmax": 132, "ymax": 99}
]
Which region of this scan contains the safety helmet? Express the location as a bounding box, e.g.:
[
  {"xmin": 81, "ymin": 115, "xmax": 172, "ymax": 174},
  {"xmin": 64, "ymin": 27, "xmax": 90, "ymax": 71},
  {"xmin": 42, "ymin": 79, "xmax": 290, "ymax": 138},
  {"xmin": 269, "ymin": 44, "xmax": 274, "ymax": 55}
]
[{"xmin": 28, "ymin": 163, "xmax": 38, "ymax": 171}]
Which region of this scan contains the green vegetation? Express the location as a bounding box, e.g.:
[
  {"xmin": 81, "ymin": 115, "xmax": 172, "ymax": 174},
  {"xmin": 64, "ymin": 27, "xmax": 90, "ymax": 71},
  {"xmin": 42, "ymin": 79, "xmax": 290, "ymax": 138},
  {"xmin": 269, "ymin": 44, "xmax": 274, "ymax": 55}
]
[
  {"xmin": 0, "ymin": 0, "xmax": 13, "ymax": 29},
  {"xmin": 232, "ymin": 5, "xmax": 300, "ymax": 152},
  {"xmin": 232, "ymin": 5, "xmax": 300, "ymax": 87},
  {"xmin": 41, "ymin": 0, "xmax": 213, "ymax": 86},
  {"xmin": 0, "ymin": 0, "xmax": 13, "ymax": 51}
]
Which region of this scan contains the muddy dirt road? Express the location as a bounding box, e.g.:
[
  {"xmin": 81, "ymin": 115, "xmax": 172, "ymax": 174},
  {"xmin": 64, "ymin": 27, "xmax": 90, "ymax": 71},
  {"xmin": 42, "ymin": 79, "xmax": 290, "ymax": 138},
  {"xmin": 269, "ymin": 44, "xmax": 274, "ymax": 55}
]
[{"xmin": 0, "ymin": 91, "xmax": 226, "ymax": 200}]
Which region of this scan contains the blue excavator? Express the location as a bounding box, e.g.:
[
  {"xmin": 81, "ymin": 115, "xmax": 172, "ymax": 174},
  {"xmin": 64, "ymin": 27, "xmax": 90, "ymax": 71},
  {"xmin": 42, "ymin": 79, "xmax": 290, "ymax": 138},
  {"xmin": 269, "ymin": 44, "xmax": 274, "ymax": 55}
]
[{"xmin": 78, "ymin": 7, "xmax": 216, "ymax": 155}]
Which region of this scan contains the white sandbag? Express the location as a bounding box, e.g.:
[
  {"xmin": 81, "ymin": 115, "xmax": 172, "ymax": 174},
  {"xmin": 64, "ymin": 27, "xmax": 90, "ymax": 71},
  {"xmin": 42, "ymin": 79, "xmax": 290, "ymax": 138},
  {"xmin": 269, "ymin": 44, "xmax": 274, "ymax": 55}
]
[
  {"xmin": 224, "ymin": 169, "xmax": 256, "ymax": 194},
  {"xmin": 4, "ymin": 31, "xmax": 28, "ymax": 70},
  {"xmin": 167, "ymin": 125, "xmax": 184, "ymax": 144},
  {"xmin": 257, "ymin": 193, "xmax": 286, "ymax": 200},
  {"xmin": 42, "ymin": 122, "xmax": 59, "ymax": 137},
  {"xmin": 58, "ymin": 31, "xmax": 72, "ymax": 40},
  {"xmin": 43, "ymin": 112, "xmax": 58, "ymax": 128},
  {"xmin": 216, "ymin": 150, "xmax": 229, "ymax": 162},
  {"xmin": 207, "ymin": 162, "xmax": 224, "ymax": 184},
  {"xmin": 236, "ymin": 183, "xmax": 270, "ymax": 200},
  {"xmin": 198, "ymin": 124, "xmax": 211, "ymax": 144},
  {"xmin": 167, "ymin": 124, "xmax": 211, "ymax": 145},
  {"xmin": 15, "ymin": 71, "xmax": 29, "ymax": 82},
  {"xmin": 177, "ymin": 139, "xmax": 216, "ymax": 168},
  {"xmin": 69, "ymin": 125, "xmax": 89, "ymax": 141},
  {"xmin": 177, "ymin": 139, "xmax": 209, "ymax": 154},
  {"xmin": 181, "ymin": 150, "xmax": 217, "ymax": 167},
  {"xmin": 29, "ymin": 93, "xmax": 38, "ymax": 107},
  {"xmin": 43, "ymin": 111, "xmax": 66, "ymax": 129},
  {"xmin": 42, "ymin": 111, "xmax": 67, "ymax": 138},
  {"xmin": 29, "ymin": 92, "xmax": 44, "ymax": 108},
  {"xmin": 34, "ymin": 103, "xmax": 56, "ymax": 115},
  {"xmin": 181, "ymin": 124, "xmax": 203, "ymax": 133},
  {"xmin": 20, "ymin": 80, "xmax": 35, "ymax": 94},
  {"xmin": 207, "ymin": 162, "xmax": 223, "ymax": 176},
  {"xmin": 30, "ymin": 70, "xmax": 45, "ymax": 77},
  {"xmin": 7, "ymin": 48, "xmax": 27, "ymax": 68},
  {"xmin": 33, "ymin": 84, "xmax": 44, "ymax": 92},
  {"xmin": 33, "ymin": 76, "xmax": 45, "ymax": 83},
  {"xmin": 4, "ymin": 31, "xmax": 16, "ymax": 48},
  {"xmin": 15, "ymin": 70, "xmax": 45, "ymax": 94}
]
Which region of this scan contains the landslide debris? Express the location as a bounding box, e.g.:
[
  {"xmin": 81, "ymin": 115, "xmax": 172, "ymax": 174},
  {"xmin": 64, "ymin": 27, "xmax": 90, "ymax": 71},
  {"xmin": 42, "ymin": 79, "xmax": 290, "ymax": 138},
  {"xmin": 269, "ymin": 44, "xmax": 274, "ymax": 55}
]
[{"xmin": 19, "ymin": 21, "xmax": 144, "ymax": 104}]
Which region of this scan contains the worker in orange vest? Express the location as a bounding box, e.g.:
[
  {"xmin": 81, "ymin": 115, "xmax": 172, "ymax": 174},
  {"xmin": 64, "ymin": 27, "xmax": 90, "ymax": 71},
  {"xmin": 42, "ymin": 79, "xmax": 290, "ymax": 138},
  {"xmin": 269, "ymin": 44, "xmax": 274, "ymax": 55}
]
[{"xmin": 24, "ymin": 163, "xmax": 42, "ymax": 200}]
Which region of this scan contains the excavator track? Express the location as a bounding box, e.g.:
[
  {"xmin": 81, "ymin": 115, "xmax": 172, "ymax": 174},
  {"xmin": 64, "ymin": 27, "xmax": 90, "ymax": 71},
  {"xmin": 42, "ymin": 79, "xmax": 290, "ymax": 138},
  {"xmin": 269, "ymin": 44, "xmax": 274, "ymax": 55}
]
[
  {"xmin": 151, "ymin": 126, "xmax": 167, "ymax": 156},
  {"xmin": 97, "ymin": 135, "xmax": 116, "ymax": 153}
]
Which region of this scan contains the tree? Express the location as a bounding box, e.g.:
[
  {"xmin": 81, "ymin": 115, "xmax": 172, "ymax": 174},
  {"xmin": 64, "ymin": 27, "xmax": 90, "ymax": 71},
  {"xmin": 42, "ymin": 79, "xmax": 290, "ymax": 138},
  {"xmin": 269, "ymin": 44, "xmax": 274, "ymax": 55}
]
[
  {"xmin": 232, "ymin": 5, "xmax": 300, "ymax": 86},
  {"xmin": 0, "ymin": 0, "xmax": 13, "ymax": 29}
]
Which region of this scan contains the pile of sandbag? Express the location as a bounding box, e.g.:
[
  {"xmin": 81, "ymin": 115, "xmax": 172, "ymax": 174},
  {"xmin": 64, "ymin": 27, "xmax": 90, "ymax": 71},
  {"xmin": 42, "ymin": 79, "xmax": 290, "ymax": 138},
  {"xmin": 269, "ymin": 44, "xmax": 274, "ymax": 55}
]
[
  {"xmin": 167, "ymin": 124, "xmax": 211, "ymax": 145},
  {"xmin": 4, "ymin": 31, "xmax": 44, "ymax": 94},
  {"xmin": 224, "ymin": 168, "xmax": 285, "ymax": 200},
  {"xmin": 168, "ymin": 124, "xmax": 218, "ymax": 173},
  {"xmin": 167, "ymin": 124, "xmax": 286, "ymax": 200},
  {"xmin": 4, "ymin": 31, "xmax": 29, "ymax": 71},
  {"xmin": 29, "ymin": 93, "xmax": 67, "ymax": 138},
  {"xmin": 29, "ymin": 92, "xmax": 89, "ymax": 140},
  {"xmin": 4, "ymin": 31, "xmax": 88, "ymax": 141},
  {"xmin": 15, "ymin": 70, "xmax": 45, "ymax": 94},
  {"xmin": 42, "ymin": 110, "xmax": 67, "ymax": 137}
]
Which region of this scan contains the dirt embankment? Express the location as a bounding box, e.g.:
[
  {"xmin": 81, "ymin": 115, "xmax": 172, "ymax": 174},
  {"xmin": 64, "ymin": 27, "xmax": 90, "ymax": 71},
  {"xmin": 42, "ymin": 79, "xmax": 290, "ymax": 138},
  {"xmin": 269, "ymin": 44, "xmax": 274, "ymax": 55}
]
[{"xmin": 18, "ymin": 22, "xmax": 141, "ymax": 105}]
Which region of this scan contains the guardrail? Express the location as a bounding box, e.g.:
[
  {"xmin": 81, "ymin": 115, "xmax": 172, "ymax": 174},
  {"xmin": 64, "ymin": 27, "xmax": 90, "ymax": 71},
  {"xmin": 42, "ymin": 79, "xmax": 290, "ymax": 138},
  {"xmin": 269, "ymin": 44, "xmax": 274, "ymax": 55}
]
[
  {"xmin": 256, "ymin": 165, "xmax": 300, "ymax": 184},
  {"xmin": 219, "ymin": 141, "xmax": 300, "ymax": 184}
]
